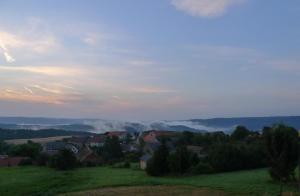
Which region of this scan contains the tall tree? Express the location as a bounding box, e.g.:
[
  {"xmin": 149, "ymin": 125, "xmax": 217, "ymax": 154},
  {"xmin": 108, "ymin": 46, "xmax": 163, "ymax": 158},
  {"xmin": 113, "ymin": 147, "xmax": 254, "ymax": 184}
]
[
  {"xmin": 263, "ymin": 124, "xmax": 298, "ymax": 182},
  {"xmin": 231, "ymin": 126, "xmax": 250, "ymax": 140},
  {"xmin": 50, "ymin": 149, "xmax": 77, "ymax": 170},
  {"xmin": 168, "ymin": 146, "xmax": 192, "ymax": 174},
  {"xmin": 103, "ymin": 136, "xmax": 123, "ymax": 161},
  {"xmin": 146, "ymin": 141, "xmax": 169, "ymax": 176}
]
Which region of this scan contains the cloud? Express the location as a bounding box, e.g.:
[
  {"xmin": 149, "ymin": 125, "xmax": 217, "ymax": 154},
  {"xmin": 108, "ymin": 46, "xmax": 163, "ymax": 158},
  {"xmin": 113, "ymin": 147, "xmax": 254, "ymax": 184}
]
[
  {"xmin": 171, "ymin": 0, "xmax": 244, "ymax": 18},
  {"xmin": 24, "ymin": 86, "xmax": 34, "ymax": 95},
  {"xmin": 0, "ymin": 37, "xmax": 16, "ymax": 63},
  {"xmin": 3, "ymin": 52, "xmax": 15, "ymax": 62},
  {"xmin": 128, "ymin": 59, "xmax": 156, "ymax": 67},
  {"xmin": 132, "ymin": 86, "xmax": 177, "ymax": 94},
  {"xmin": 0, "ymin": 30, "xmax": 60, "ymax": 63},
  {"xmin": 0, "ymin": 65, "xmax": 84, "ymax": 76},
  {"xmin": 267, "ymin": 60, "xmax": 300, "ymax": 72},
  {"xmin": 30, "ymin": 85, "xmax": 62, "ymax": 94},
  {"xmin": 0, "ymin": 88, "xmax": 63, "ymax": 105}
]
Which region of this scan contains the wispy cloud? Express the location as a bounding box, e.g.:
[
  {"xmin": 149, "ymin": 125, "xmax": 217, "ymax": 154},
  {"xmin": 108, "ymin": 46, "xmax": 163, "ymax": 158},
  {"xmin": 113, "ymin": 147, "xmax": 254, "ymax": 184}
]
[
  {"xmin": 132, "ymin": 86, "xmax": 177, "ymax": 94},
  {"xmin": 0, "ymin": 88, "xmax": 63, "ymax": 104},
  {"xmin": 30, "ymin": 85, "xmax": 62, "ymax": 94},
  {"xmin": 0, "ymin": 65, "xmax": 84, "ymax": 76},
  {"xmin": 0, "ymin": 37, "xmax": 16, "ymax": 63},
  {"xmin": 24, "ymin": 86, "xmax": 34, "ymax": 95},
  {"xmin": 0, "ymin": 29, "xmax": 60, "ymax": 63},
  {"xmin": 171, "ymin": 0, "xmax": 245, "ymax": 18}
]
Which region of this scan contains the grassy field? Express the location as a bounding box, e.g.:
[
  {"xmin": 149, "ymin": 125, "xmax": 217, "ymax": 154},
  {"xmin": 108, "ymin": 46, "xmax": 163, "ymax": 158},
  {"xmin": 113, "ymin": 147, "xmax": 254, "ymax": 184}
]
[
  {"xmin": 0, "ymin": 166, "xmax": 297, "ymax": 196},
  {"xmin": 63, "ymin": 185, "xmax": 225, "ymax": 196}
]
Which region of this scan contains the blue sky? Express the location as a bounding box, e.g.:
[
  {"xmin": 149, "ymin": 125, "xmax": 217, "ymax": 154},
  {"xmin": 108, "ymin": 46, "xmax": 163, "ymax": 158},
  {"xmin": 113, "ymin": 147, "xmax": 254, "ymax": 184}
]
[{"xmin": 0, "ymin": 0, "xmax": 299, "ymax": 120}]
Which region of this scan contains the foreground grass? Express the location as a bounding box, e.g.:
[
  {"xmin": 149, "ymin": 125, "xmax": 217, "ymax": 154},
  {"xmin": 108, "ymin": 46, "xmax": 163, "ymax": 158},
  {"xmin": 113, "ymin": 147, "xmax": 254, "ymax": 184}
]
[
  {"xmin": 63, "ymin": 185, "xmax": 225, "ymax": 196},
  {"xmin": 0, "ymin": 166, "xmax": 297, "ymax": 195}
]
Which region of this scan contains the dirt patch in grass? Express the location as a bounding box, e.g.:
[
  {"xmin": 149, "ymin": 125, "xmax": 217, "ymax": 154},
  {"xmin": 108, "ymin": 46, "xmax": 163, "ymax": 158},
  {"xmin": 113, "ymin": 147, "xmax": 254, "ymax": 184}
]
[{"xmin": 62, "ymin": 185, "xmax": 225, "ymax": 196}]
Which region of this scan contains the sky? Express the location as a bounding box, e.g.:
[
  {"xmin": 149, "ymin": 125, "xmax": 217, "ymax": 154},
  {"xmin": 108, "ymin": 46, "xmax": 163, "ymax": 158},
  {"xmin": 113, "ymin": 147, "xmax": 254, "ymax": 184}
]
[{"xmin": 0, "ymin": 0, "xmax": 299, "ymax": 120}]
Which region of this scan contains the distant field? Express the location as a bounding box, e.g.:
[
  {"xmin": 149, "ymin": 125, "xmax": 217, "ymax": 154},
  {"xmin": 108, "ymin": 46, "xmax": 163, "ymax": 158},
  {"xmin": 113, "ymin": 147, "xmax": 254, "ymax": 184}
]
[
  {"xmin": 5, "ymin": 136, "xmax": 72, "ymax": 145},
  {"xmin": 0, "ymin": 166, "xmax": 297, "ymax": 196}
]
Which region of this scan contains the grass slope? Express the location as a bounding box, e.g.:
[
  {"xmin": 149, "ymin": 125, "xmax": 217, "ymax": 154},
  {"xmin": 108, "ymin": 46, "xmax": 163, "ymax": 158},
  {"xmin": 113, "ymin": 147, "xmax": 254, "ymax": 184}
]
[{"xmin": 0, "ymin": 166, "xmax": 297, "ymax": 196}]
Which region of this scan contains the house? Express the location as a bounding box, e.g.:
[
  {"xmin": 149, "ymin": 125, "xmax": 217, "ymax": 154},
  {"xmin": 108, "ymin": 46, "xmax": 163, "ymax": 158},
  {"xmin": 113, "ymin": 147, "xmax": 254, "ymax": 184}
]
[
  {"xmin": 67, "ymin": 136, "xmax": 89, "ymax": 147},
  {"xmin": 76, "ymin": 146, "xmax": 103, "ymax": 166},
  {"xmin": 142, "ymin": 130, "xmax": 178, "ymax": 144},
  {"xmin": 140, "ymin": 154, "xmax": 151, "ymax": 170},
  {"xmin": 121, "ymin": 143, "xmax": 138, "ymax": 153},
  {"xmin": 187, "ymin": 145, "xmax": 206, "ymax": 158},
  {"xmin": 87, "ymin": 135, "xmax": 106, "ymax": 147},
  {"xmin": 105, "ymin": 131, "xmax": 127, "ymax": 141},
  {"xmin": 43, "ymin": 141, "xmax": 80, "ymax": 155},
  {"xmin": 43, "ymin": 141, "xmax": 66, "ymax": 155},
  {"xmin": 65, "ymin": 143, "xmax": 80, "ymax": 154},
  {"xmin": 0, "ymin": 157, "xmax": 29, "ymax": 167},
  {"xmin": 143, "ymin": 142, "xmax": 160, "ymax": 155},
  {"xmin": 143, "ymin": 131, "xmax": 159, "ymax": 143}
]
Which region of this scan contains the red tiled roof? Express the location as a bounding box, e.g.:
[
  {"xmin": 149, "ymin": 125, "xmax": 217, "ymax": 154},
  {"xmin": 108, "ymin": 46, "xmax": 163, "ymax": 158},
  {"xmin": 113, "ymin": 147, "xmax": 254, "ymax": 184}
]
[
  {"xmin": 143, "ymin": 132, "xmax": 158, "ymax": 143},
  {"xmin": 89, "ymin": 136, "xmax": 106, "ymax": 143},
  {"xmin": 143, "ymin": 131, "xmax": 177, "ymax": 143},
  {"xmin": 0, "ymin": 157, "xmax": 28, "ymax": 167},
  {"xmin": 106, "ymin": 131, "xmax": 126, "ymax": 137}
]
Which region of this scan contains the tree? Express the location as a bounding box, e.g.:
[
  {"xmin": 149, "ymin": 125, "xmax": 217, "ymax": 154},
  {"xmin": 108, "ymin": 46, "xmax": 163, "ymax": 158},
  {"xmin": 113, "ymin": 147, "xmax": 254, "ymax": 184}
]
[
  {"xmin": 0, "ymin": 141, "xmax": 11, "ymax": 154},
  {"xmin": 177, "ymin": 131, "xmax": 194, "ymax": 145},
  {"xmin": 103, "ymin": 136, "xmax": 123, "ymax": 162},
  {"xmin": 125, "ymin": 133, "xmax": 132, "ymax": 144},
  {"xmin": 146, "ymin": 141, "xmax": 169, "ymax": 176},
  {"xmin": 263, "ymin": 124, "xmax": 298, "ymax": 182},
  {"xmin": 50, "ymin": 149, "xmax": 77, "ymax": 170},
  {"xmin": 231, "ymin": 126, "xmax": 250, "ymax": 140},
  {"xmin": 208, "ymin": 143, "xmax": 244, "ymax": 172},
  {"xmin": 168, "ymin": 146, "xmax": 192, "ymax": 174},
  {"xmin": 9, "ymin": 141, "xmax": 42, "ymax": 159}
]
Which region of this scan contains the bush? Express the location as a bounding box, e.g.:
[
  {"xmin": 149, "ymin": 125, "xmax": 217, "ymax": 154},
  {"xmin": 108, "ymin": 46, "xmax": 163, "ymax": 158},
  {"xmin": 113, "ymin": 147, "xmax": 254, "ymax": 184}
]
[
  {"xmin": 231, "ymin": 126, "xmax": 250, "ymax": 140},
  {"xmin": 49, "ymin": 149, "xmax": 78, "ymax": 170},
  {"xmin": 19, "ymin": 158, "xmax": 32, "ymax": 166},
  {"xmin": 189, "ymin": 162, "xmax": 214, "ymax": 174},
  {"xmin": 9, "ymin": 141, "xmax": 42, "ymax": 159},
  {"xmin": 35, "ymin": 153, "xmax": 50, "ymax": 166},
  {"xmin": 124, "ymin": 151, "xmax": 142, "ymax": 162},
  {"xmin": 112, "ymin": 161, "xmax": 131, "ymax": 168}
]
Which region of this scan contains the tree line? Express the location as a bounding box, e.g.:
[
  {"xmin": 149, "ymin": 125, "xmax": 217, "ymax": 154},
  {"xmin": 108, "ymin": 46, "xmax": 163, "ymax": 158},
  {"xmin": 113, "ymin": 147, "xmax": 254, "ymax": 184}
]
[{"xmin": 146, "ymin": 123, "xmax": 299, "ymax": 188}]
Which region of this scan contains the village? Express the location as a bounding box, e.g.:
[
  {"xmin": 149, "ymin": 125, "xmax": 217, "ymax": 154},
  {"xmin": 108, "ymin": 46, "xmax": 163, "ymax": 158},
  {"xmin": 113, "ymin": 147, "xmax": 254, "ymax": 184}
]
[{"xmin": 0, "ymin": 130, "xmax": 205, "ymax": 170}]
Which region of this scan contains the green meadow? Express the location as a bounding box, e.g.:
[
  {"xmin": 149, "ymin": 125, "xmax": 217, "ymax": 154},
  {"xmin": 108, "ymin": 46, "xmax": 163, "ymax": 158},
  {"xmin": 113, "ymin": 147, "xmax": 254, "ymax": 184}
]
[{"xmin": 0, "ymin": 166, "xmax": 297, "ymax": 196}]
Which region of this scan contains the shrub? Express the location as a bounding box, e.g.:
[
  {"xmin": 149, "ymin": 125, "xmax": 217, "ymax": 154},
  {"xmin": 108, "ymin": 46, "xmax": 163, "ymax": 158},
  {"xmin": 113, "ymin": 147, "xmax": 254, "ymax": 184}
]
[
  {"xmin": 189, "ymin": 162, "xmax": 214, "ymax": 174},
  {"xmin": 35, "ymin": 153, "xmax": 50, "ymax": 166},
  {"xmin": 9, "ymin": 141, "xmax": 42, "ymax": 159},
  {"xmin": 19, "ymin": 158, "xmax": 32, "ymax": 166},
  {"xmin": 50, "ymin": 149, "xmax": 78, "ymax": 170}
]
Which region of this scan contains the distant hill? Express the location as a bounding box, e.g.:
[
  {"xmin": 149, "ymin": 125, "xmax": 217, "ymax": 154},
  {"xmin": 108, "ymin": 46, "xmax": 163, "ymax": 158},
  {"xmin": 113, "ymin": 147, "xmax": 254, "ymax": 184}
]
[
  {"xmin": 0, "ymin": 116, "xmax": 299, "ymax": 134},
  {"xmin": 190, "ymin": 116, "xmax": 300, "ymax": 131},
  {"xmin": 0, "ymin": 128, "xmax": 93, "ymax": 141}
]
